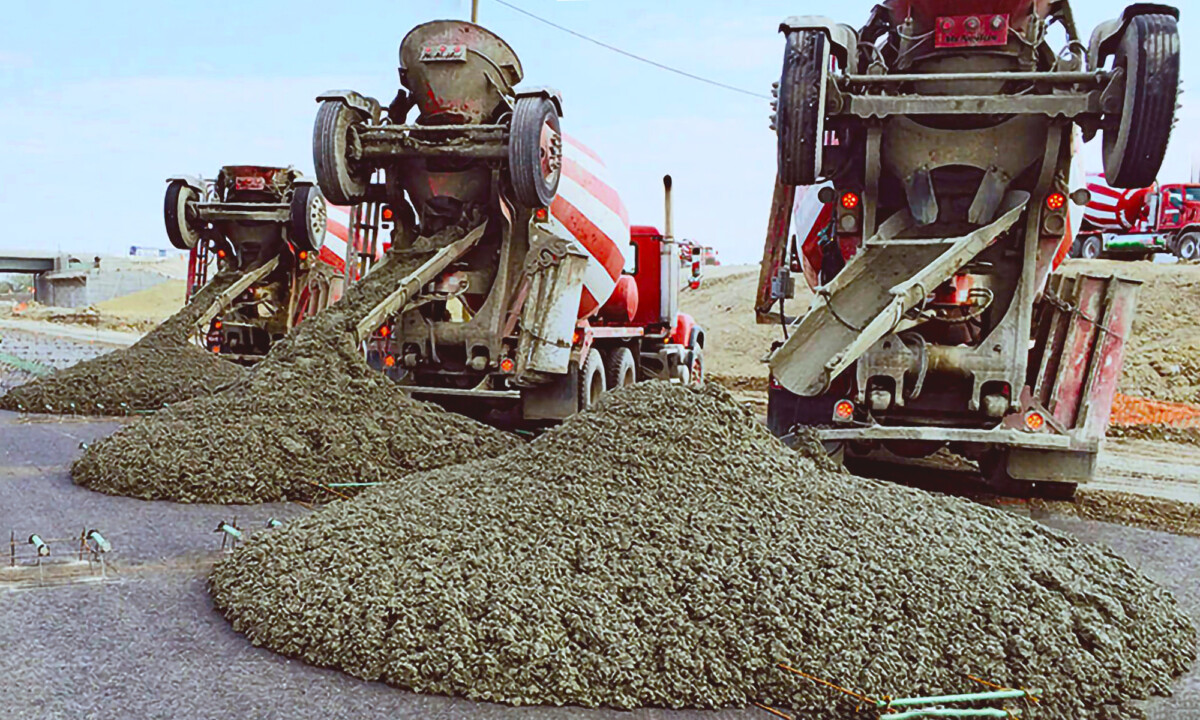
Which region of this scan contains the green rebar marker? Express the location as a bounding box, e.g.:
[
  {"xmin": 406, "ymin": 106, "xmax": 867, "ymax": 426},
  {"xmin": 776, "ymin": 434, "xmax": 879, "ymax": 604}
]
[
  {"xmin": 877, "ymin": 688, "xmax": 1038, "ymax": 720},
  {"xmin": 880, "ymin": 689, "xmax": 1034, "ymax": 708},
  {"xmin": 881, "ymin": 709, "xmax": 1016, "ymax": 720}
]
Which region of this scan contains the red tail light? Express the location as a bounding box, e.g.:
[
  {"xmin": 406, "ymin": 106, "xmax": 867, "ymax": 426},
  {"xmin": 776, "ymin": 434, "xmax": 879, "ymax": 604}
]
[
  {"xmin": 213, "ymin": 320, "xmax": 222, "ymax": 330},
  {"xmin": 534, "ymin": 207, "xmax": 549, "ymax": 222},
  {"xmin": 379, "ymin": 326, "xmax": 391, "ymax": 338},
  {"xmin": 298, "ymin": 250, "xmax": 308, "ymax": 261},
  {"xmin": 384, "ymin": 355, "xmax": 396, "ymax": 368},
  {"xmin": 217, "ymin": 249, "xmax": 227, "ymax": 259},
  {"xmin": 1025, "ymin": 411, "xmax": 1045, "ymax": 431},
  {"xmin": 834, "ymin": 399, "xmax": 855, "ymax": 421},
  {"xmin": 381, "ymin": 206, "xmax": 394, "ymax": 221},
  {"xmin": 841, "ymin": 192, "xmax": 860, "ymax": 210},
  {"xmin": 499, "ymin": 358, "xmax": 515, "ymax": 373},
  {"xmin": 1046, "ymin": 192, "xmax": 1066, "ymax": 211}
]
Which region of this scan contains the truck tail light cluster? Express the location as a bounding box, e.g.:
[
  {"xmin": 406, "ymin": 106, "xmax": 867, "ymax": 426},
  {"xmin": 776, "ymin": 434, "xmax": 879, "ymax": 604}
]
[
  {"xmin": 820, "ymin": 187, "xmax": 863, "ymax": 235},
  {"xmin": 935, "ymin": 15, "xmax": 1009, "ymax": 48},
  {"xmin": 1042, "ymin": 191, "xmax": 1069, "ymax": 236},
  {"xmin": 499, "ymin": 357, "xmax": 515, "ymax": 373},
  {"xmin": 833, "ymin": 399, "xmax": 855, "ymax": 422}
]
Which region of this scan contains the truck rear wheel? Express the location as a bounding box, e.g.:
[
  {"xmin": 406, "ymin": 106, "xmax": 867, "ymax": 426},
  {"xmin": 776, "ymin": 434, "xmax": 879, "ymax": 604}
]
[
  {"xmin": 508, "ymin": 96, "xmax": 562, "ymax": 208},
  {"xmin": 289, "ymin": 184, "xmax": 328, "ymax": 252},
  {"xmin": 688, "ymin": 349, "xmax": 704, "ymax": 386},
  {"xmin": 1080, "ymin": 235, "xmax": 1103, "ymax": 259},
  {"xmin": 777, "ymin": 30, "xmax": 828, "ymax": 186},
  {"xmin": 578, "ymin": 348, "xmax": 606, "ymax": 412},
  {"xmin": 313, "ymin": 101, "xmax": 371, "ymax": 205},
  {"xmin": 164, "ymin": 181, "xmax": 202, "ymax": 250},
  {"xmin": 1102, "ymin": 14, "xmax": 1181, "ymax": 189},
  {"xmin": 603, "ymin": 346, "xmax": 636, "ymax": 390},
  {"xmin": 1175, "ymin": 233, "xmax": 1198, "ymax": 261}
]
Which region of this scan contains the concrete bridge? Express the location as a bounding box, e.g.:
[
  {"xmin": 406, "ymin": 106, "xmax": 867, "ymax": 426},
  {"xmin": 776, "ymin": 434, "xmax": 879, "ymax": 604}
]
[{"xmin": 0, "ymin": 250, "xmax": 78, "ymax": 274}]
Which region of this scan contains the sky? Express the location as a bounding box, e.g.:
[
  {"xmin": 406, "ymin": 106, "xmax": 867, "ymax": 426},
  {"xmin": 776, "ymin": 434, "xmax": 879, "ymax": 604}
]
[{"xmin": 0, "ymin": 0, "xmax": 1195, "ymax": 264}]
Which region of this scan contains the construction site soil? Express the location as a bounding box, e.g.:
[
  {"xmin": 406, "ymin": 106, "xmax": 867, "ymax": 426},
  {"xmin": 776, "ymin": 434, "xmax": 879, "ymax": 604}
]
[
  {"xmin": 0, "ymin": 273, "xmax": 245, "ymax": 415},
  {"xmin": 71, "ymin": 234, "xmax": 519, "ymax": 504},
  {"xmin": 210, "ymin": 382, "xmax": 1195, "ymax": 717}
]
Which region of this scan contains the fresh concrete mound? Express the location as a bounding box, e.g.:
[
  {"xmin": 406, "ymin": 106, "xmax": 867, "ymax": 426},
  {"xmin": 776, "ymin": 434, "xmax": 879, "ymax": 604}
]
[
  {"xmin": 72, "ymin": 236, "xmax": 519, "ymax": 504},
  {"xmin": 209, "ymin": 382, "xmax": 1196, "ymax": 716},
  {"xmin": 0, "ymin": 274, "xmax": 245, "ymax": 415}
]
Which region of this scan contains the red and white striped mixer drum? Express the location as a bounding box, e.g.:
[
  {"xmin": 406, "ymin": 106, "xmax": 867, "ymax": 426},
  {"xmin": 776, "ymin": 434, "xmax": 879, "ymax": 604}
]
[
  {"xmin": 545, "ymin": 134, "xmax": 629, "ymax": 318},
  {"xmin": 1083, "ymin": 173, "xmax": 1155, "ymax": 232}
]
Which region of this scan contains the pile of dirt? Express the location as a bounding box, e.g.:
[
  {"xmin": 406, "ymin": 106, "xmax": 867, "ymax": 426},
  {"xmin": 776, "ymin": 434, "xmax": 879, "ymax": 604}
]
[
  {"xmin": 210, "ymin": 381, "xmax": 1195, "ymax": 715},
  {"xmin": 72, "ymin": 224, "xmax": 519, "ymax": 503},
  {"xmin": 0, "ymin": 274, "xmax": 246, "ymax": 414},
  {"xmin": 678, "ymin": 266, "xmax": 800, "ymax": 388}
]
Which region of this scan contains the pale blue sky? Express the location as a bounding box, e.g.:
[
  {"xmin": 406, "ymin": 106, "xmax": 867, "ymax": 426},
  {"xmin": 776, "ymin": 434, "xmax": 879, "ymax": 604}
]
[{"xmin": 0, "ymin": 1, "xmax": 1193, "ymax": 263}]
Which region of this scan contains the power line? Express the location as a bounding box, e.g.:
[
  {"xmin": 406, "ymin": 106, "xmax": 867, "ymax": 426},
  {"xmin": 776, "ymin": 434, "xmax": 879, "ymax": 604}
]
[{"xmin": 488, "ymin": 0, "xmax": 771, "ymax": 100}]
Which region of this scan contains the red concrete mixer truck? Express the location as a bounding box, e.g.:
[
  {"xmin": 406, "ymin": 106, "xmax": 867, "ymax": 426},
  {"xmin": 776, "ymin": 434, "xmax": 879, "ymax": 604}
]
[
  {"xmin": 758, "ymin": 0, "xmax": 1180, "ymax": 497},
  {"xmin": 1073, "ymin": 175, "xmax": 1200, "ymax": 260},
  {"xmin": 310, "ymin": 20, "xmax": 704, "ymax": 422}
]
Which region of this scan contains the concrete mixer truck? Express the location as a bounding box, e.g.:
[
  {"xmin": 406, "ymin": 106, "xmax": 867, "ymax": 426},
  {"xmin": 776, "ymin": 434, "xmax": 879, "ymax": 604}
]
[
  {"xmin": 310, "ymin": 21, "xmax": 704, "ymax": 422},
  {"xmin": 1073, "ymin": 175, "xmax": 1200, "ymax": 260},
  {"xmin": 166, "ymin": 165, "xmax": 346, "ymax": 361},
  {"xmin": 757, "ymin": 1, "xmax": 1180, "ymax": 497}
]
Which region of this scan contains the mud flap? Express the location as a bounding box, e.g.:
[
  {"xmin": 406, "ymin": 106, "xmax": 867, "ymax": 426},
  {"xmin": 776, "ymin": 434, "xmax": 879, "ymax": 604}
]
[
  {"xmin": 1006, "ymin": 448, "xmax": 1097, "ymax": 484},
  {"xmin": 522, "ymin": 363, "xmax": 579, "ymax": 421}
]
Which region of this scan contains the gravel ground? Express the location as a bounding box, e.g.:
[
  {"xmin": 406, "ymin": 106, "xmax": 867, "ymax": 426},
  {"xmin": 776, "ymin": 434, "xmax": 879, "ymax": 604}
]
[
  {"xmin": 0, "ymin": 273, "xmax": 246, "ymax": 415},
  {"xmin": 2, "ymin": 412, "xmax": 1199, "ymax": 719}
]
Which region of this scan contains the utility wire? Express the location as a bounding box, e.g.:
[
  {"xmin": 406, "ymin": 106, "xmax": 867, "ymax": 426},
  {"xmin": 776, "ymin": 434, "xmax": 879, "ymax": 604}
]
[{"xmin": 488, "ymin": 0, "xmax": 771, "ymax": 100}]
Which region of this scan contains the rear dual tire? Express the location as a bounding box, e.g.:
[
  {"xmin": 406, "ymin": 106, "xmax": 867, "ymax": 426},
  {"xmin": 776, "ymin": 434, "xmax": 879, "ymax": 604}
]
[
  {"xmin": 509, "ymin": 96, "xmax": 562, "ymax": 208},
  {"xmin": 777, "ymin": 30, "xmax": 829, "ymax": 187},
  {"xmin": 578, "ymin": 348, "xmax": 606, "ymax": 412},
  {"xmin": 1102, "ymin": 14, "xmax": 1181, "ymax": 189},
  {"xmin": 1175, "ymin": 233, "xmax": 1199, "ymax": 261},
  {"xmin": 164, "ymin": 181, "xmax": 202, "ymax": 251},
  {"xmin": 313, "ymin": 101, "xmax": 372, "ymax": 206},
  {"xmin": 289, "ymin": 184, "xmax": 327, "ymax": 252}
]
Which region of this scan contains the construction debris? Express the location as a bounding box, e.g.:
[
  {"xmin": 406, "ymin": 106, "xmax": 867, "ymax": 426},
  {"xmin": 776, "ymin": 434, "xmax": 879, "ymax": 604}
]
[
  {"xmin": 0, "ymin": 273, "xmax": 245, "ymax": 415},
  {"xmin": 209, "ymin": 382, "xmax": 1195, "ymax": 715},
  {"xmin": 71, "ymin": 233, "xmax": 519, "ymax": 504}
]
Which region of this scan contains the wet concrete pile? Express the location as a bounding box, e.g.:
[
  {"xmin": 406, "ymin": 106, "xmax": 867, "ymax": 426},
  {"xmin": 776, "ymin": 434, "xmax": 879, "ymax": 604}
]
[
  {"xmin": 0, "ymin": 274, "xmax": 245, "ymax": 415},
  {"xmin": 209, "ymin": 382, "xmax": 1195, "ymax": 716},
  {"xmin": 72, "ymin": 233, "xmax": 518, "ymax": 504}
]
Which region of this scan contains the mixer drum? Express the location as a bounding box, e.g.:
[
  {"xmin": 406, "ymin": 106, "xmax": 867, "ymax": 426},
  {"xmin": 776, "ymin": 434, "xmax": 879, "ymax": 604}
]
[
  {"xmin": 545, "ymin": 138, "xmax": 630, "ymax": 319},
  {"xmin": 400, "ymin": 21, "xmax": 524, "ymax": 125}
]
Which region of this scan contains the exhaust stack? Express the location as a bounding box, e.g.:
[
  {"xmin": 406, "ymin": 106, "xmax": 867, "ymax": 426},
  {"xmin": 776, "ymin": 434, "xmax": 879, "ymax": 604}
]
[{"xmin": 660, "ymin": 174, "xmax": 679, "ymax": 326}]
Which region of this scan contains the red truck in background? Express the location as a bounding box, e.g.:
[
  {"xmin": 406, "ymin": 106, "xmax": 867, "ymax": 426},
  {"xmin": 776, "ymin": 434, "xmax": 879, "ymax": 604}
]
[{"xmin": 1075, "ymin": 175, "xmax": 1200, "ymax": 261}]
